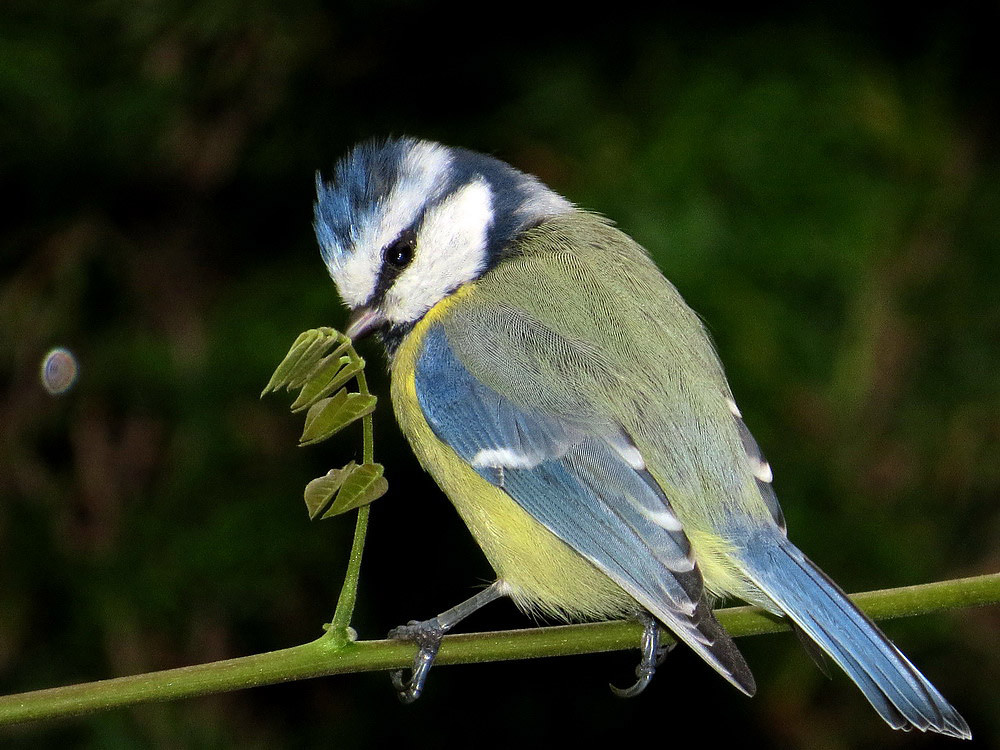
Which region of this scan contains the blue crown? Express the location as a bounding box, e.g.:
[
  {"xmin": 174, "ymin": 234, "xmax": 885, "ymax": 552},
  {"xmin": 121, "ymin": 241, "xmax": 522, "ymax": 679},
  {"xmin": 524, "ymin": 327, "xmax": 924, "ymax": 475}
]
[{"xmin": 314, "ymin": 137, "xmax": 422, "ymax": 270}]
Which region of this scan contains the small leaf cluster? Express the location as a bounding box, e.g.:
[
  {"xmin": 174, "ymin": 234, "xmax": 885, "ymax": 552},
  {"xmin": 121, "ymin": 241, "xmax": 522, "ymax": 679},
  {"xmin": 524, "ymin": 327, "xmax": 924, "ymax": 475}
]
[{"xmin": 262, "ymin": 328, "xmax": 387, "ymax": 520}]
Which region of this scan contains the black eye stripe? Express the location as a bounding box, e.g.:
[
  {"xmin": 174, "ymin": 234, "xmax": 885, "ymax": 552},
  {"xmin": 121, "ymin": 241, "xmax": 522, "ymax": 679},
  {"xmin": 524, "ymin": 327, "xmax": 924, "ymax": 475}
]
[{"xmin": 366, "ymin": 228, "xmax": 418, "ymax": 307}]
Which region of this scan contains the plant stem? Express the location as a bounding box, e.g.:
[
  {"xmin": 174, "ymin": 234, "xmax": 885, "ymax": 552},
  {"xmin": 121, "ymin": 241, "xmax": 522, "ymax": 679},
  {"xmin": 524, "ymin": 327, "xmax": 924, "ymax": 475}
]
[
  {"xmin": 354, "ymin": 364, "xmax": 374, "ymax": 464},
  {"xmin": 323, "ymin": 352, "xmax": 374, "ymax": 645},
  {"xmin": 0, "ymin": 572, "xmax": 996, "ymax": 726},
  {"xmin": 325, "ymin": 504, "xmax": 370, "ymax": 645}
]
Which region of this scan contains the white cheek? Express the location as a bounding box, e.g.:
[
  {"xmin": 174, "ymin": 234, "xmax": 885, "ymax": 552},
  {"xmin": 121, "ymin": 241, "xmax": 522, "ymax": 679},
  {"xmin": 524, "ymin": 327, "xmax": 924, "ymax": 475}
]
[
  {"xmin": 333, "ymin": 249, "xmax": 381, "ymax": 308},
  {"xmin": 332, "ymin": 142, "xmax": 456, "ymax": 309},
  {"xmin": 386, "ymin": 179, "xmax": 494, "ymax": 323}
]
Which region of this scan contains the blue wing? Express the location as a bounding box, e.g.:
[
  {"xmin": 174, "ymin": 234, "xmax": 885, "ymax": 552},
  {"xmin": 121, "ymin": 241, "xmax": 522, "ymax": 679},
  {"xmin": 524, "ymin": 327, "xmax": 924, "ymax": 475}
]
[{"xmin": 415, "ymin": 323, "xmax": 755, "ymax": 695}]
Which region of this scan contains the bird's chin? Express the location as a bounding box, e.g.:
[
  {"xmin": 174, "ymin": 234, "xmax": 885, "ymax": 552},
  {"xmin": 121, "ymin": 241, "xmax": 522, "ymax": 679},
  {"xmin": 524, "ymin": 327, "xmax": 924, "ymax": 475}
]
[{"xmin": 345, "ymin": 306, "xmax": 387, "ymax": 341}]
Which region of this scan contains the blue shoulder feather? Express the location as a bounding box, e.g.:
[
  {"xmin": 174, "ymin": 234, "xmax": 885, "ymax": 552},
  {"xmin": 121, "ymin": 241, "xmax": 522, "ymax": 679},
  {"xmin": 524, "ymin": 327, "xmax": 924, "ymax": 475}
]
[{"xmin": 414, "ymin": 323, "xmax": 755, "ymax": 695}]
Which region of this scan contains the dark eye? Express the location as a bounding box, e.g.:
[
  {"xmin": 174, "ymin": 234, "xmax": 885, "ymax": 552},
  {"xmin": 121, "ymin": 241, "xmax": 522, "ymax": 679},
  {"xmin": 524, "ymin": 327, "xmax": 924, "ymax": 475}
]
[{"xmin": 384, "ymin": 231, "xmax": 416, "ymax": 269}]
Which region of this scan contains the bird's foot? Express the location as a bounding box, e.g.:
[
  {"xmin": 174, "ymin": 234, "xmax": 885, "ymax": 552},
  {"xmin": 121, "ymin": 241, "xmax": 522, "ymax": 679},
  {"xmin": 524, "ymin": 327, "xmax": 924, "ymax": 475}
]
[
  {"xmin": 388, "ymin": 618, "xmax": 447, "ymax": 703},
  {"xmin": 387, "ymin": 582, "xmax": 507, "ymax": 703},
  {"xmin": 610, "ymin": 612, "xmax": 675, "ymax": 698}
]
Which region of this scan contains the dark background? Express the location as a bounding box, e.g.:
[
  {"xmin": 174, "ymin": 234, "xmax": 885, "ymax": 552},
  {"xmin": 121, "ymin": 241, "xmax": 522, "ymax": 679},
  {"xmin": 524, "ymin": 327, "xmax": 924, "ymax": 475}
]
[{"xmin": 1, "ymin": 2, "xmax": 998, "ymax": 747}]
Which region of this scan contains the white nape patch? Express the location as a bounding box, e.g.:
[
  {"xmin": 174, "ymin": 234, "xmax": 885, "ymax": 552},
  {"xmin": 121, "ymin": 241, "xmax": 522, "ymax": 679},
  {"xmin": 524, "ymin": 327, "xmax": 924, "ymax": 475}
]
[
  {"xmin": 330, "ymin": 141, "xmax": 453, "ymax": 308},
  {"xmin": 514, "ymin": 174, "xmax": 574, "ymax": 222},
  {"xmin": 726, "ymin": 398, "xmax": 742, "ymax": 418},
  {"xmin": 384, "ymin": 178, "xmax": 494, "ymax": 325},
  {"xmin": 752, "ymin": 459, "xmax": 774, "ymax": 483},
  {"xmin": 471, "ymin": 447, "xmax": 541, "ymax": 470}
]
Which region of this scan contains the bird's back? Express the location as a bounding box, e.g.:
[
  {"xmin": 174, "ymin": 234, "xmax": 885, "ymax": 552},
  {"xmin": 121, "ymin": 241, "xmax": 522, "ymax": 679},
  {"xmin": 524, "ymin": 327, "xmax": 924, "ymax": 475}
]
[{"xmin": 446, "ymin": 212, "xmax": 775, "ymax": 545}]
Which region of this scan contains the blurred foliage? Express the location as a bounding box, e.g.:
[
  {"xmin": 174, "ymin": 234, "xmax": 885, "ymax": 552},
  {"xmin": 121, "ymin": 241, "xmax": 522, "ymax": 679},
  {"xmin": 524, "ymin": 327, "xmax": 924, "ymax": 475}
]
[{"xmin": 1, "ymin": 2, "xmax": 998, "ymax": 748}]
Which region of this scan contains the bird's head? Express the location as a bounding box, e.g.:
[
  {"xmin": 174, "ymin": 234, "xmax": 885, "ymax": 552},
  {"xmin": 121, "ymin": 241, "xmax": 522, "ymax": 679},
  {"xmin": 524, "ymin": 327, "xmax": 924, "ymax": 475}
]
[{"xmin": 313, "ymin": 137, "xmax": 572, "ymax": 346}]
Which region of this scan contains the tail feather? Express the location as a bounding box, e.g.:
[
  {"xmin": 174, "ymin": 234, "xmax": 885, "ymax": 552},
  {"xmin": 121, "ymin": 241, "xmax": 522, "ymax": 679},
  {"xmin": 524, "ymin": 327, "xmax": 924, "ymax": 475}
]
[{"xmin": 740, "ymin": 531, "xmax": 970, "ymax": 739}]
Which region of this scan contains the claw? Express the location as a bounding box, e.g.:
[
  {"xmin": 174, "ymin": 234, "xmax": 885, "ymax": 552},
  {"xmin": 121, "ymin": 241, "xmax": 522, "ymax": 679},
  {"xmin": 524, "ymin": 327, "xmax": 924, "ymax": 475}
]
[
  {"xmin": 388, "ymin": 619, "xmax": 446, "ymax": 703},
  {"xmin": 610, "ymin": 612, "xmax": 675, "ymax": 698},
  {"xmin": 387, "ymin": 581, "xmax": 507, "ymax": 702}
]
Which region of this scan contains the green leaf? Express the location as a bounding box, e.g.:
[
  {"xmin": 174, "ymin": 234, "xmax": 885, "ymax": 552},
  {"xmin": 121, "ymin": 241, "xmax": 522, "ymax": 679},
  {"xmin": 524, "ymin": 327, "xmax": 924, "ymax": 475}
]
[
  {"xmin": 290, "ymin": 355, "xmax": 364, "ymax": 412},
  {"xmin": 260, "ymin": 329, "xmax": 321, "ymax": 396},
  {"xmin": 321, "ymin": 462, "xmax": 387, "ymax": 518},
  {"xmin": 286, "ymin": 332, "xmax": 349, "ymax": 391},
  {"xmin": 300, "ymin": 388, "xmax": 348, "ymax": 442},
  {"xmin": 260, "ymin": 328, "xmax": 350, "ymax": 397},
  {"xmin": 299, "ymin": 390, "xmax": 377, "ymax": 446},
  {"xmin": 303, "ymin": 462, "xmax": 358, "ymax": 520},
  {"xmin": 264, "ymin": 327, "xmax": 388, "ymax": 523}
]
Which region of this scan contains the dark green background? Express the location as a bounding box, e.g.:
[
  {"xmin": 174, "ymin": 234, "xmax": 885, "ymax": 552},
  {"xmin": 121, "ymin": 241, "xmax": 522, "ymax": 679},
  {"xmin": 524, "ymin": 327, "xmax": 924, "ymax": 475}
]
[{"xmin": 2, "ymin": 2, "xmax": 997, "ymax": 747}]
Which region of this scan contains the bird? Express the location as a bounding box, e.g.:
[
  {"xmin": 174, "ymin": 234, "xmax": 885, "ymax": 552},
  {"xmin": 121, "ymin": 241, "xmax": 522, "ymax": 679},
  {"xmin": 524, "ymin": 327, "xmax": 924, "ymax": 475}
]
[{"xmin": 311, "ymin": 136, "xmax": 970, "ymax": 738}]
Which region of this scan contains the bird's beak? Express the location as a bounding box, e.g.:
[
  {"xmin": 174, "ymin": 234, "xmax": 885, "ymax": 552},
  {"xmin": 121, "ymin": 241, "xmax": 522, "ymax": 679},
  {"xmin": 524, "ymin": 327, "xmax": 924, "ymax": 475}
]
[{"xmin": 345, "ymin": 306, "xmax": 387, "ymax": 341}]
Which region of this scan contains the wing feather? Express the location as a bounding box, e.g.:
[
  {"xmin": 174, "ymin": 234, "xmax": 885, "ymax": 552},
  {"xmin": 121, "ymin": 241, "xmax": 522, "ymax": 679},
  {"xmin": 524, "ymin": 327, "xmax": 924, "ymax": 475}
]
[{"xmin": 415, "ymin": 323, "xmax": 755, "ymax": 694}]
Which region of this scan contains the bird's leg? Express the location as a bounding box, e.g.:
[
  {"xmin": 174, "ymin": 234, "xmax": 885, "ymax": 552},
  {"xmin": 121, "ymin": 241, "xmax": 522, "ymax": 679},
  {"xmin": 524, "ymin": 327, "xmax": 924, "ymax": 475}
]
[
  {"xmin": 389, "ymin": 580, "xmax": 506, "ymax": 703},
  {"xmin": 610, "ymin": 611, "xmax": 675, "ymax": 698}
]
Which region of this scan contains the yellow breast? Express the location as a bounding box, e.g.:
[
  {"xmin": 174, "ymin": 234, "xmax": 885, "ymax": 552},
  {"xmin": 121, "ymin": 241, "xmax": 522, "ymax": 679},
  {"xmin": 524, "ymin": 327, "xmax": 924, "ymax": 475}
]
[{"xmin": 388, "ymin": 289, "xmax": 636, "ymax": 622}]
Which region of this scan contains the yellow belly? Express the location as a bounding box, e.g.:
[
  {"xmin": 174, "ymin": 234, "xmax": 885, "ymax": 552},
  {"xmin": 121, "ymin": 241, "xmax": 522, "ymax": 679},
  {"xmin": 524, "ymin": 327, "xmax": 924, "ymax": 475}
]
[{"xmin": 389, "ymin": 291, "xmax": 636, "ymax": 622}]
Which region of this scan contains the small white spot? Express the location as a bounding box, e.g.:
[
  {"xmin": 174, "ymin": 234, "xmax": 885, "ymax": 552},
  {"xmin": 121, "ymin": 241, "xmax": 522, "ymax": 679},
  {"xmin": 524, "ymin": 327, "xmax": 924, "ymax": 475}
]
[
  {"xmin": 671, "ymin": 597, "xmax": 697, "ymax": 616},
  {"xmin": 637, "ymin": 504, "xmax": 684, "ymax": 532},
  {"xmin": 40, "ymin": 347, "xmax": 78, "ymax": 395},
  {"xmin": 752, "ymin": 459, "xmax": 774, "ymax": 483},
  {"xmin": 674, "ymin": 557, "xmax": 696, "ymax": 573},
  {"xmin": 726, "ymin": 398, "xmax": 742, "ymax": 418},
  {"xmin": 612, "ymin": 441, "xmax": 646, "ymax": 471},
  {"xmin": 471, "ymin": 447, "xmax": 540, "ymax": 470},
  {"xmin": 495, "ymin": 579, "xmax": 514, "ymax": 597}
]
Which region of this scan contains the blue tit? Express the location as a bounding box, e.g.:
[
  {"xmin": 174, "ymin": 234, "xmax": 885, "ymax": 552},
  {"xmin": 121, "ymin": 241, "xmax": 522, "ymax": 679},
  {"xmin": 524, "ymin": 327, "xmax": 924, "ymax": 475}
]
[{"xmin": 312, "ymin": 136, "xmax": 969, "ymax": 738}]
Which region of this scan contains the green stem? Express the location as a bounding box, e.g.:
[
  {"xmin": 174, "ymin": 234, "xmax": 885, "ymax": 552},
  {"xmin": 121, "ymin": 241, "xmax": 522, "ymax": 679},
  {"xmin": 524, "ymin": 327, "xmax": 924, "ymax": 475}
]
[
  {"xmin": 354, "ymin": 365, "xmax": 374, "ymax": 464},
  {"xmin": 324, "ymin": 349, "xmax": 373, "ymax": 644},
  {"xmin": 326, "ymin": 504, "xmax": 370, "ymax": 645},
  {"xmin": 0, "ymin": 572, "xmax": 996, "ymax": 726}
]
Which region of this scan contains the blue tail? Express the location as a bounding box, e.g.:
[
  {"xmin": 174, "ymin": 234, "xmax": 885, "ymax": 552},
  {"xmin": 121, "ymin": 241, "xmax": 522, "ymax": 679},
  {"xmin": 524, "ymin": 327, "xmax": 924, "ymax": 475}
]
[{"xmin": 739, "ymin": 530, "xmax": 970, "ymax": 739}]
